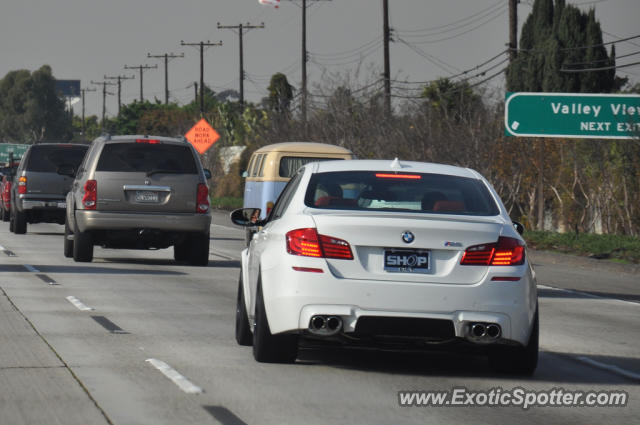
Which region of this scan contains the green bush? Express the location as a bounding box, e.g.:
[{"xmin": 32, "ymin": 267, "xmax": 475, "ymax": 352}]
[{"xmin": 524, "ymin": 231, "xmax": 640, "ymax": 264}]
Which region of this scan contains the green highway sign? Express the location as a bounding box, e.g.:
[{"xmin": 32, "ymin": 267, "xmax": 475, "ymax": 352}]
[
  {"xmin": 0, "ymin": 143, "xmax": 28, "ymax": 164},
  {"xmin": 505, "ymin": 92, "xmax": 640, "ymax": 139}
]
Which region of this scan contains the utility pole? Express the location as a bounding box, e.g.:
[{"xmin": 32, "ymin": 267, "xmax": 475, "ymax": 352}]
[
  {"xmin": 80, "ymin": 87, "xmax": 96, "ymax": 137},
  {"xmin": 217, "ymin": 22, "xmax": 265, "ymax": 107},
  {"xmin": 284, "ymin": 0, "xmax": 331, "ymax": 132},
  {"xmin": 90, "ymin": 80, "xmax": 116, "ymax": 130},
  {"xmin": 104, "ymin": 74, "xmax": 134, "ymax": 115},
  {"xmin": 382, "ymin": 0, "xmax": 391, "ymax": 118},
  {"xmin": 181, "ymin": 40, "xmax": 223, "ymax": 115},
  {"xmin": 123, "ymin": 64, "xmax": 157, "ymax": 102},
  {"xmin": 509, "ymin": 0, "xmax": 518, "ymax": 62},
  {"xmin": 147, "ymin": 52, "xmax": 184, "ymax": 104},
  {"xmin": 194, "ymin": 82, "xmax": 198, "ymax": 103}
]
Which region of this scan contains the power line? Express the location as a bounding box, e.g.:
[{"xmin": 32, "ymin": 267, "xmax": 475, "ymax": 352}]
[
  {"xmin": 394, "ymin": 0, "xmax": 504, "ymax": 35},
  {"xmin": 515, "ymin": 33, "xmax": 640, "ymax": 53},
  {"xmin": 563, "ymin": 50, "xmax": 640, "ymax": 67},
  {"xmin": 104, "ymin": 74, "xmax": 134, "ymax": 115},
  {"xmin": 397, "ymin": 37, "xmax": 460, "ymax": 75},
  {"xmin": 560, "ymin": 61, "xmax": 640, "ymax": 73}
]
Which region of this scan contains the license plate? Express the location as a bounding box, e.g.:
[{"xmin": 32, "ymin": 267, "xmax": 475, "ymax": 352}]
[
  {"xmin": 57, "ymin": 202, "xmax": 66, "ymax": 209},
  {"xmin": 135, "ymin": 191, "xmax": 159, "ymax": 203},
  {"xmin": 384, "ymin": 250, "xmax": 430, "ymax": 273}
]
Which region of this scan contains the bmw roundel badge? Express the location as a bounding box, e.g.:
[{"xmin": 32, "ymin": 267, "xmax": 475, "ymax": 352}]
[{"xmin": 401, "ymin": 231, "xmax": 415, "ymax": 244}]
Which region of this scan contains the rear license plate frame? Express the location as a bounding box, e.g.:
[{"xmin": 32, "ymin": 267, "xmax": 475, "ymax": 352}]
[
  {"xmin": 384, "ymin": 249, "xmax": 430, "ymax": 273},
  {"xmin": 134, "ymin": 190, "xmax": 159, "ymax": 203}
]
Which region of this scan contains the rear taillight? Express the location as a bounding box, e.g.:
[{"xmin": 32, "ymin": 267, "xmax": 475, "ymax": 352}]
[
  {"xmin": 196, "ymin": 183, "xmax": 209, "ymax": 213},
  {"xmin": 286, "ymin": 228, "xmax": 353, "ymax": 260},
  {"xmin": 18, "ymin": 176, "xmax": 27, "ymax": 194},
  {"xmin": 82, "ymin": 180, "xmax": 97, "ymax": 209},
  {"xmin": 460, "ymin": 237, "xmax": 525, "ymax": 266},
  {"xmin": 136, "ymin": 139, "xmax": 160, "ymax": 144}
]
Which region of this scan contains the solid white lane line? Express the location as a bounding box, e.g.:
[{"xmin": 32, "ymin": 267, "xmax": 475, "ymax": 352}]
[
  {"xmin": 145, "ymin": 358, "xmax": 203, "ymax": 394},
  {"xmin": 574, "ymin": 356, "xmax": 640, "ymax": 381},
  {"xmin": 66, "ymin": 296, "xmax": 94, "ymax": 311},
  {"xmin": 23, "ymin": 264, "xmax": 40, "ymax": 273},
  {"xmin": 538, "ymin": 284, "xmax": 638, "ymax": 306}
]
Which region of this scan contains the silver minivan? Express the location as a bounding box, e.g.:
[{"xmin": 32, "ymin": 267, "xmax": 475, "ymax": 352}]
[{"xmin": 64, "ymin": 135, "xmax": 212, "ymax": 265}]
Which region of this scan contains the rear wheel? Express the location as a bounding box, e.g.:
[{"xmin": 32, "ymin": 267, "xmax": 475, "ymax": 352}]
[
  {"xmin": 235, "ymin": 273, "xmax": 253, "ymax": 346},
  {"xmin": 488, "ymin": 308, "xmax": 539, "ymax": 376},
  {"xmin": 252, "ymin": 282, "xmax": 298, "ymax": 363},
  {"xmin": 13, "ymin": 209, "xmax": 27, "ymax": 234},
  {"xmin": 63, "ymin": 217, "xmax": 74, "ymax": 258},
  {"xmin": 73, "ymin": 218, "xmax": 93, "ymax": 263},
  {"xmin": 187, "ymin": 232, "xmax": 209, "ymax": 266}
]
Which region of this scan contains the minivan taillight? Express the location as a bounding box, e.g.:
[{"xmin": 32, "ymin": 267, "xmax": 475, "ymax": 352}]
[
  {"xmin": 460, "ymin": 237, "xmax": 525, "ymax": 266},
  {"xmin": 18, "ymin": 176, "xmax": 27, "ymax": 194},
  {"xmin": 82, "ymin": 180, "xmax": 97, "ymax": 209},
  {"xmin": 286, "ymin": 228, "xmax": 353, "ymax": 260},
  {"xmin": 196, "ymin": 183, "xmax": 209, "ymax": 213}
]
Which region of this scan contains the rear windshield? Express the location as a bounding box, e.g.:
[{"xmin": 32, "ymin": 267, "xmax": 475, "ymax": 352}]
[
  {"xmin": 304, "ymin": 171, "xmax": 500, "ymax": 216},
  {"xmin": 26, "ymin": 145, "xmax": 88, "ymax": 173},
  {"xmin": 96, "ymin": 142, "xmax": 198, "ymax": 174},
  {"xmin": 279, "ymin": 157, "xmax": 344, "ymax": 178}
]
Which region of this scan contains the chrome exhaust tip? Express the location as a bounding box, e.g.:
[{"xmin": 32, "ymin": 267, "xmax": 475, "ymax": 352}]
[
  {"xmin": 310, "ymin": 315, "xmax": 326, "ymax": 331},
  {"xmin": 309, "ymin": 315, "xmax": 342, "ymax": 336},
  {"xmin": 326, "ymin": 316, "xmax": 342, "ymax": 332},
  {"xmin": 486, "ymin": 324, "xmax": 501, "ymax": 339},
  {"xmin": 471, "ymin": 323, "xmax": 486, "ymax": 338}
]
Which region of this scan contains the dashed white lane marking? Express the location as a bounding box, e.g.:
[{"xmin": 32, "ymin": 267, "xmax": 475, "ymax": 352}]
[
  {"xmin": 145, "ymin": 358, "xmax": 203, "ymax": 394},
  {"xmin": 23, "ymin": 264, "xmax": 40, "ymax": 273},
  {"xmin": 66, "ymin": 296, "xmax": 94, "ymax": 311},
  {"xmin": 574, "ymin": 356, "xmax": 640, "ymax": 381},
  {"xmin": 538, "ymin": 284, "xmax": 639, "ymax": 306}
]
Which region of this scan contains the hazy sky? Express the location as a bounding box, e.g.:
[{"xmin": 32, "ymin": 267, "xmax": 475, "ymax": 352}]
[{"xmin": 1, "ymin": 0, "xmax": 638, "ymax": 117}]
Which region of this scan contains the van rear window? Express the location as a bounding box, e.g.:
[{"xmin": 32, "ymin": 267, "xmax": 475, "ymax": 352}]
[
  {"xmin": 279, "ymin": 157, "xmax": 344, "ymax": 178},
  {"xmin": 96, "ymin": 143, "xmax": 197, "ymax": 173},
  {"xmin": 26, "ymin": 145, "xmax": 88, "ymax": 173}
]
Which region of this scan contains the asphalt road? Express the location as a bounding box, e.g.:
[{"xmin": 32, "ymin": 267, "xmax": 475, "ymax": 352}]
[{"xmin": 0, "ymin": 210, "xmax": 638, "ymax": 425}]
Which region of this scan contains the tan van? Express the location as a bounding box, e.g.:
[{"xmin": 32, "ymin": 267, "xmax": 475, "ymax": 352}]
[{"xmin": 243, "ymin": 141, "xmax": 354, "ymax": 220}]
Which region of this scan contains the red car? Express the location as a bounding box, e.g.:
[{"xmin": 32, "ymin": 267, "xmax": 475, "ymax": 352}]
[{"xmin": 1, "ymin": 172, "xmax": 14, "ymax": 222}]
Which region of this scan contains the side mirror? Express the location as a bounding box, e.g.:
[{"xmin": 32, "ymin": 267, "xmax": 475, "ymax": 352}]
[
  {"xmin": 203, "ymin": 169, "xmax": 212, "ymax": 179},
  {"xmin": 512, "ymin": 221, "xmax": 525, "ymax": 235},
  {"xmin": 230, "ymin": 207, "xmax": 264, "ymax": 227},
  {"xmin": 57, "ymin": 165, "xmax": 76, "ymax": 177}
]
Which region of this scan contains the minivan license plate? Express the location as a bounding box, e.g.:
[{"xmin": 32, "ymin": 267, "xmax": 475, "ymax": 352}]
[
  {"xmin": 384, "ymin": 250, "xmax": 430, "ymax": 273},
  {"xmin": 135, "ymin": 191, "xmax": 159, "ymax": 203}
]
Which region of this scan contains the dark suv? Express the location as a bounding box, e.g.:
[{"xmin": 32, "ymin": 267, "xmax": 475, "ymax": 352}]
[
  {"xmin": 10, "ymin": 143, "xmax": 89, "ymax": 234},
  {"xmin": 64, "ymin": 135, "xmax": 212, "ymax": 265}
]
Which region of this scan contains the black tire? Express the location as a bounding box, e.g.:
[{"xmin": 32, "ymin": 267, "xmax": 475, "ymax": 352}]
[
  {"xmin": 252, "ymin": 282, "xmax": 298, "ymax": 363},
  {"xmin": 187, "ymin": 232, "xmax": 209, "ymax": 266},
  {"xmin": 488, "ymin": 308, "xmax": 539, "ymax": 376},
  {"xmin": 63, "ymin": 217, "xmax": 74, "ymax": 258},
  {"xmin": 13, "ymin": 209, "xmax": 27, "ymax": 234},
  {"xmin": 235, "ymin": 273, "xmax": 253, "ymax": 346},
  {"xmin": 173, "ymin": 237, "xmax": 189, "ymax": 262},
  {"xmin": 73, "ymin": 223, "xmax": 93, "ymax": 263}
]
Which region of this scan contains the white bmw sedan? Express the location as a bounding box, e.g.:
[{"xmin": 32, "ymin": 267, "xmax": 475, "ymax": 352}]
[{"xmin": 231, "ymin": 159, "xmax": 538, "ymax": 375}]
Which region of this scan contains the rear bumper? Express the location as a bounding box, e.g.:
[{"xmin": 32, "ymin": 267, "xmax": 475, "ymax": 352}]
[
  {"xmin": 258, "ymin": 259, "xmax": 537, "ymax": 346},
  {"xmin": 75, "ymin": 210, "xmax": 211, "ymax": 233},
  {"xmin": 17, "ymin": 195, "xmax": 66, "ymax": 211}
]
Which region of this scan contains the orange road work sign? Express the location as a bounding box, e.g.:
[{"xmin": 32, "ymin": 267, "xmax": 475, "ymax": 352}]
[{"xmin": 185, "ymin": 118, "xmax": 220, "ymax": 154}]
